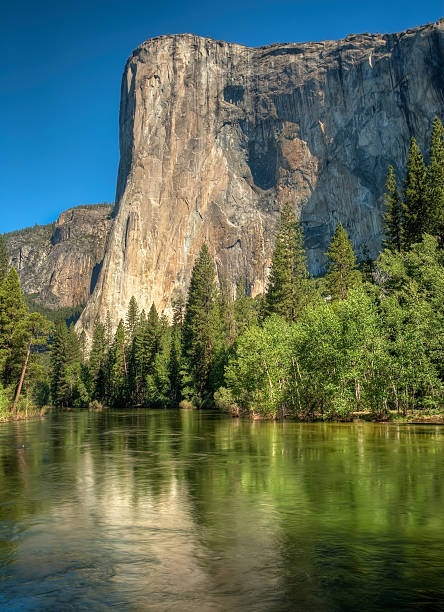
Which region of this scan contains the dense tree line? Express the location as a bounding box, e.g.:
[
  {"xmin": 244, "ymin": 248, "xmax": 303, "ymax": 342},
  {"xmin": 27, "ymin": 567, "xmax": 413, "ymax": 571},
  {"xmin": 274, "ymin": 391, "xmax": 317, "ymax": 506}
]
[
  {"xmin": 0, "ymin": 239, "xmax": 51, "ymax": 415},
  {"xmin": 0, "ymin": 119, "xmax": 443, "ymax": 419}
]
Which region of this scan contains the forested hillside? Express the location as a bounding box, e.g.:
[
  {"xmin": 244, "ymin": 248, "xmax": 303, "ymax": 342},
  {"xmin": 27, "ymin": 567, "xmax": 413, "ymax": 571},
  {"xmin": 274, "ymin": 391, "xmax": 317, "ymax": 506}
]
[{"xmin": 0, "ymin": 120, "xmax": 443, "ymax": 420}]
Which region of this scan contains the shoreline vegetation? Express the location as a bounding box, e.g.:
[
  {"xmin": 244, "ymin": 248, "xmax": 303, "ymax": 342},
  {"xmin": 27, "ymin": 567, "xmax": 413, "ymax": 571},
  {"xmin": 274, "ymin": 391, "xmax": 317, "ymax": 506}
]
[
  {"xmin": 0, "ymin": 120, "xmax": 443, "ymax": 424},
  {"xmin": 1, "ymin": 404, "xmax": 443, "ymax": 425}
]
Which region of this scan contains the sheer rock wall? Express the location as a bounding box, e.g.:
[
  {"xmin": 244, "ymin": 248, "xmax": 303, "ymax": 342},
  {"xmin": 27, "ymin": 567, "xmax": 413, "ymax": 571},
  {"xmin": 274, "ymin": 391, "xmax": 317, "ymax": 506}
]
[{"xmin": 78, "ymin": 21, "xmax": 444, "ymax": 336}]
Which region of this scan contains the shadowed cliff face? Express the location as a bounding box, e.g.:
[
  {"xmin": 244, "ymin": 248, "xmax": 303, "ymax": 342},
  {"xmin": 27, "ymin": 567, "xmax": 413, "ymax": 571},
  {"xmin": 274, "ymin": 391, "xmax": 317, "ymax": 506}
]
[
  {"xmin": 78, "ymin": 21, "xmax": 444, "ymax": 337},
  {"xmin": 5, "ymin": 205, "xmax": 113, "ymax": 309}
]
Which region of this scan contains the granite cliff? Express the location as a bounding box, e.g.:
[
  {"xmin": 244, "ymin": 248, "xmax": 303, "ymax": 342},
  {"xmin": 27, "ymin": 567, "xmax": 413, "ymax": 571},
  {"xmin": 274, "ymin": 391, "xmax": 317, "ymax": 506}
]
[
  {"xmin": 5, "ymin": 204, "xmax": 113, "ymax": 310},
  {"xmin": 68, "ymin": 22, "xmax": 444, "ymax": 335}
]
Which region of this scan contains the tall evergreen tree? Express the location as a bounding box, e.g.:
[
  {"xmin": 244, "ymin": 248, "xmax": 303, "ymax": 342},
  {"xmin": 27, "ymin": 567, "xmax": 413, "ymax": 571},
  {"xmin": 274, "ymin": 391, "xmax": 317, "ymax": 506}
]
[
  {"xmin": 125, "ymin": 296, "xmax": 139, "ymax": 341},
  {"xmin": 265, "ymin": 203, "xmax": 310, "ymax": 322},
  {"xmin": 89, "ymin": 322, "xmax": 107, "ymax": 400},
  {"xmin": 12, "ymin": 313, "xmax": 51, "ymax": 412},
  {"xmin": 325, "ymin": 223, "xmax": 361, "ymax": 301},
  {"xmin": 110, "ymin": 320, "xmax": 127, "ymax": 406},
  {"xmin": 234, "ymin": 277, "xmax": 258, "ymax": 337},
  {"xmin": 427, "ymin": 116, "xmax": 444, "ymax": 243},
  {"xmin": 50, "ymin": 322, "xmax": 87, "ymax": 407},
  {"xmin": 403, "ymin": 137, "xmax": 428, "ymax": 248},
  {"xmin": 383, "ymin": 165, "xmax": 403, "ymax": 252},
  {"xmin": 0, "ymin": 235, "xmax": 9, "ymax": 284},
  {"xmin": 182, "ymin": 244, "xmax": 218, "ymax": 404},
  {"xmin": 0, "ymin": 268, "xmax": 27, "ymax": 384}
]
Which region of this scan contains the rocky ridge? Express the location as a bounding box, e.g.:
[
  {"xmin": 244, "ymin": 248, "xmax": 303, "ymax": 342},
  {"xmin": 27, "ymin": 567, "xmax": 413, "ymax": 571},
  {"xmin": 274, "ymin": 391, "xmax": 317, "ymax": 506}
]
[{"xmin": 5, "ymin": 204, "xmax": 113, "ymax": 309}]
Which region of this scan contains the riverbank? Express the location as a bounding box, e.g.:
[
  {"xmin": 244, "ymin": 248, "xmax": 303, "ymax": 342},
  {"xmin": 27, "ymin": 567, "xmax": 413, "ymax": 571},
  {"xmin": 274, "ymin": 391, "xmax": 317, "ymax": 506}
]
[
  {"xmin": 1, "ymin": 401, "xmax": 443, "ymax": 425},
  {"xmin": 0, "ymin": 401, "xmax": 108, "ymax": 423}
]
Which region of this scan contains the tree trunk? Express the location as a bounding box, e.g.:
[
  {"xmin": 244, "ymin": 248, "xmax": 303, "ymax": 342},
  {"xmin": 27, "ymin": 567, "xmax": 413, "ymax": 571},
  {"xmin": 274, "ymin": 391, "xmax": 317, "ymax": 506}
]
[{"xmin": 12, "ymin": 343, "xmax": 31, "ymax": 413}]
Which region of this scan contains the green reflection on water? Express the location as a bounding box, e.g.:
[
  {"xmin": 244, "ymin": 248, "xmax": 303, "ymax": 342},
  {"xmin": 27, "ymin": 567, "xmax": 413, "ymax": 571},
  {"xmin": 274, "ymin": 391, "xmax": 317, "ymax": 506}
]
[{"xmin": 0, "ymin": 410, "xmax": 443, "ymax": 610}]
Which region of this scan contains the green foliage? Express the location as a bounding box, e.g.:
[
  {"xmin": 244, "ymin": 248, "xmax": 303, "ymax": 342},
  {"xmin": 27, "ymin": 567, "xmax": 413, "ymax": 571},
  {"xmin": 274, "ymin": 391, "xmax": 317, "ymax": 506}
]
[
  {"xmin": 10, "ymin": 123, "xmax": 443, "ymax": 420},
  {"xmin": 125, "ymin": 296, "xmax": 139, "ymax": 341},
  {"xmin": 427, "ymin": 116, "xmax": 444, "ymax": 243},
  {"xmin": 50, "ymin": 322, "xmax": 86, "ymax": 408},
  {"xmin": 325, "ymin": 223, "xmax": 361, "ymax": 300},
  {"xmin": 223, "ymin": 316, "xmax": 295, "ymax": 418},
  {"xmin": 403, "ymin": 137, "xmax": 428, "ymax": 248},
  {"xmin": 88, "ymin": 322, "xmax": 107, "ymax": 400},
  {"xmin": 383, "ymin": 165, "xmax": 403, "ymax": 252},
  {"xmin": 23, "ymin": 296, "xmax": 85, "ymax": 326},
  {"xmin": 0, "ymin": 234, "xmax": 8, "ymax": 284},
  {"xmin": 182, "ymin": 244, "xmax": 220, "ymax": 405},
  {"xmin": 109, "ymin": 320, "xmax": 127, "ymax": 406},
  {"xmin": 265, "ymin": 204, "xmax": 311, "ymax": 322},
  {"xmin": 376, "ymin": 235, "xmax": 444, "ymax": 410},
  {"xmin": 0, "ymin": 267, "xmax": 27, "ymax": 386}
]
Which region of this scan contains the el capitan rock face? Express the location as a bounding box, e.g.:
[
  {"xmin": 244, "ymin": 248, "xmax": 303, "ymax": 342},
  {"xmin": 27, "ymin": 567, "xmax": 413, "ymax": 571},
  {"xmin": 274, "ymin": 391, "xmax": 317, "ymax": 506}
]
[{"xmin": 78, "ymin": 21, "xmax": 444, "ymax": 336}]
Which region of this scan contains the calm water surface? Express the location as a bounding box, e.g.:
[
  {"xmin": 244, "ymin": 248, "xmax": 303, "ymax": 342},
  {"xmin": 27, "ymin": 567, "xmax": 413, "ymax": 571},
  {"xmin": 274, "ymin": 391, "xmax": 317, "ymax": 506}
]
[{"xmin": 0, "ymin": 410, "xmax": 443, "ymax": 611}]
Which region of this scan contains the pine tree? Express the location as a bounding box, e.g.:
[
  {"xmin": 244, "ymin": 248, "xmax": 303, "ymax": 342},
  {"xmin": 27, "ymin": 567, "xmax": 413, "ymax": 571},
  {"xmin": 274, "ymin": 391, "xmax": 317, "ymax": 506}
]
[
  {"xmin": 50, "ymin": 322, "xmax": 70, "ymax": 406},
  {"xmin": 168, "ymin": 323, "xmax": 182, "ymax": 405},
  {"xmin": 427, "ymin": 116, "xmax": 444, "ymax": 243},
  {"xmin": 0, "ymin": 235, "xmax": 9, "ymax": 284},
  {"xmin": 11, "ymin": 313, "xmax": 51, "ymax": 412},
  {"xmin": 325, "ymin": 223, "xmax": 361, "ymax": 301},
  {"xmin": 383, "ymin": 165, "xmax": 403, "ymax": 252},
  {"xmin": 110, "ymin": 320, "xmax": 127, "ymax": 406},
  {"xmin": 182, "ymin": 244, "xmax": 218, "ymax": 404},
  {"xmin": 125, "ymin": 296, "xmax": 139, "ymax": 341},
  {"xmin": 89, "ymin": 322, "xmax": 107, "ymax": 400},
  {"xmin": 403, "ymin": 137, "xmax": 428, "ymax": 248},
  {"xmin": 265, "ymin": 203, "xmax": 310, "ymax": 322},
  {"xmin": 234, "ymin": 277, "xmax": 258, "ymax": 337},
  {"xmin": 49, "ymin": 322, "xmax": 88, "ymax": 408},
  {"xmin": 104, "ymin": 310, "xmax": 113, "ymax": 348},
  {"xmin": 0, "ymin": 267, "xmax": 27, "ymax": 385}
]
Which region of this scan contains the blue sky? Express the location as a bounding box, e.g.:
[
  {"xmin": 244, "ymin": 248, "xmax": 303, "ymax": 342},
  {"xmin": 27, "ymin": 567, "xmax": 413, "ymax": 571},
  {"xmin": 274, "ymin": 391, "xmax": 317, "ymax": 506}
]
[{"xmin": 1, "ymin": 0, "xmax": 442, "ymax": 233}]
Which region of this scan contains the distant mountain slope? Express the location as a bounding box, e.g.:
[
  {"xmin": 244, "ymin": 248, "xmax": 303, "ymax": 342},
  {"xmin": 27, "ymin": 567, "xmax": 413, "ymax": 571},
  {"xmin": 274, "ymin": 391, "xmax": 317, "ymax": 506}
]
[{"xmin": 5, "ymin": 204, "xmax": 113, "ymax": 310}]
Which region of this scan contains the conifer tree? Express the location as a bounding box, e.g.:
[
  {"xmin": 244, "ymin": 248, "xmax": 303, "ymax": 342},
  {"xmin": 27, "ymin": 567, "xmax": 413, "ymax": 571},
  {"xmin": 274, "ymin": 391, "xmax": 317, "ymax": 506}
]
[
  {"xmin": 125, "ymin": 296, "xmax": 139, "ymax": 341},
  {"xmin": 0, "ymin": 235, "xmax": 9, "ymax": 284},
  {"xmin": 12, "ymin": 313, "xmax": 51, "ymax": 412},
  {"xmin": 49, "ymin": 322, "xmax": 86, "ymax": 407},
  {"xmin": 234, "ymin": 277, "xmax": 258, "ymax": 336},
  {"xmin": 383, "ymin": 165, "xmax": 403, "ymax": 252},
  {"xmin": 104, "ymin": 310, "xmax": 113, "ymax": 348},
  {"xmin": 89, "ymin": 322, "xmax": 107, "ymax": 399},
  {"xmin": 50, "ymin": 322, "xmax": 70, "ymax": 406},
  {"xmin": 182, "ymin": 244, "xmax": 218, "ymax": 404},
  {"xmin": 110, "ymin": 320, "xmax": 127, "ymax": 406},
  {"xmin": 325, "ymin": 223, "xmax": 361, "ymax": 300},
  {"xmin": 169, "ymin": 324, "xmax": 182, "ymax": 405},
  {"xmin": 427, "ymin": 116, "xmax": 444, "ymax": 243},
  {"xmin": 265, "ymin": 203, "xmax": 310, "ymax": 322},
  {"xmin": 0, "ymin": 267, "xmax": 27, "ymax": 384},
  {"xmin": 403, "ymin": 137, "xmax": 428, "ymax": 248}
]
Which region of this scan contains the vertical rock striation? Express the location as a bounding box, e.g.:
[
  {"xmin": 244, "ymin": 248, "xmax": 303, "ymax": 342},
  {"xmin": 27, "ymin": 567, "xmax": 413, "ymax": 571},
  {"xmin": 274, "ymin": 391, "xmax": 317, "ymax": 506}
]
[{"xmin": 78, "ymin": 20, "xmax": 444, "ymax": 337}]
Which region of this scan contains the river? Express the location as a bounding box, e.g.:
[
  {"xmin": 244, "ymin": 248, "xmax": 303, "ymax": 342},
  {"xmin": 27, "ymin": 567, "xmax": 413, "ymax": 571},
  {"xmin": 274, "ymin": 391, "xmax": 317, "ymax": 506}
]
[{"xmin": 0, "ymin": 409, "xmax": 443, "ymax": 610}]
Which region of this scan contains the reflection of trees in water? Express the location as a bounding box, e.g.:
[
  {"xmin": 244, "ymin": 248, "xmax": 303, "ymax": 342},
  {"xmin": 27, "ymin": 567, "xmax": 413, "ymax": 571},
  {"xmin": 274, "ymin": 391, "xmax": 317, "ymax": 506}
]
[{"xmin": 0, "ymin": 412, "xmax": 443, "ymax": 607}]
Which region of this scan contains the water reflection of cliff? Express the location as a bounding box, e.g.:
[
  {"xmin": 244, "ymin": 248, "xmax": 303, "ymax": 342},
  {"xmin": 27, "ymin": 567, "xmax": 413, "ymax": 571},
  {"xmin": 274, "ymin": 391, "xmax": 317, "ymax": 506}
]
[{"xmin": 0, "ymin": 411, "xmax": 443, "ymax": 609}]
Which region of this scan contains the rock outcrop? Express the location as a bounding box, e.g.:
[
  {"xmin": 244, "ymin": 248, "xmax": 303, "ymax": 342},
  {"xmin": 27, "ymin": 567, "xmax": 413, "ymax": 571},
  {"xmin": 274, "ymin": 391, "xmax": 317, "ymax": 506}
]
[
  {"xmin": 74, "ymin": 21, "xmax": 444, "ymax": 336},
  {"xmin": 5, "ymin": 204, "xmax": 113, "ymax": 309}
]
